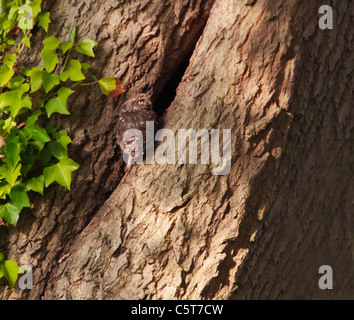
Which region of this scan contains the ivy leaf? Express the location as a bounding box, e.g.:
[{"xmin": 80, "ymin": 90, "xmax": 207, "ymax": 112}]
[
  {"xmin": 10, "ymin": 94, "xmax": 31, "ymax": 118},
  {"xmin": 0, "ymin": 203, "xmax": 22, "ymax": 227},
  {"xmin": 0, "ymin": 183, "xmax": 11, "ymax": 199},
  {"xmin": 38, "ymin": 12, "xmax": 50, "ymax": 32},
  {"xmin": 18, "ymin": 83, "xmax": 30, "ymax": 97},
  {"xmin": 42, "ymin": 36, "xmax": 61, "ymax": 51},
  {"xmin": 53, "ymin": 130, "xmax": 71, "ymax": 149},
  {"xmin": 69, "ymin": 26, "xmax": 77, "ymax": 42},
  {"xmin": 41, "ymin": 50, "xmax": 58, "ymax": 73},
  {"xmin": 3, "ymin": 118, "xmax": 17, "ymax": 133},
  {"xmin": 27, "ymin": 67, "xmax": 43, "ymax": 92},
  {"xmin": 4, "ymin": 140, "xmax": 21, "ymax": 170},
  {"xmin": 47, "ymin": 141, "xmax": 67, "ymax": 159},
  {"xmin": 98, "ymin": 77, "xmax": 115, "ymax": 95},
  {"xmin": 81, "ymin": 63, "xmax": 90, "ymax": 71},
  {"xmin": 98, "ymin": 77, "xmax": 126, "ymax": 97},
  {"xmin": 0, "ymin": 259, "xmax": 20, "ymax": 289},
  {"xmin": 0, "ymin": 88, "xmax": 31, "ymax": 117},
  {"xmin": 60, "ymin": 59, "xmax": 85, "ymax": 82},
  {"xmin": 21, "ymin": 33, "xmax": 32, "ymax": 49},
  {"xmin": 7, "ymin": 76, "xmax": 25, "ymax": 90},
  {"xmin": 43, "ymin": 156, "xmax": 79, "ymax": 190},
  {"xmin": 9, "ymin": 182, "xmax": 30, "ymax": 208},
  {"xmin": 26, "ymin": 109, "xmax": 41, "ymax": 127},
  {"xmin": 4, "ymin": 54, "xmax": 16, "ymax": 69},
  {"xmin": 60, "ymin": 41, "xmax": 73, "ymax": 54},
  {"xmin": 31, "ymin": 126, "xmax": 51, "ymax": 142},
  {"xmin": 25, "ymin": 175, "xmax": 44, "ymax": 195},
  {"xmin": 0, "ymin": 90, "xmax": 17, "ymax": 109},
  {"xmin": 0, "ymin": 65, "xmax": 14, "ymax": 86},
  {"xmin": 48, "ymin": 130, "xmax": 72, "ymax": 159},
  {"xmin": 7, "ymin": 164, "xmax": 22, "ymax": 186},
  {"xmin": 29, "ymin": 0, "xmax": 43, "ymax": 19},
  {"xmin": 0, "ymin": 163, "xmax": 22, "ymax": 187},
  {"xmin": 22, "ymin": 67, "xmax": 31, "ymax": 76},
  {"xmin": 41, "ymin": 71, "xmax": 60, "ymax": 94},
  {"xmin": 45, "ymin": 87, "xmax": 73, "ymax": 118},
  {"xmin": 75, "ymin": 39, "xmax": 98, "ymax": 57},
  {"xmin": 41, "ymin": 36, "xmax": 61, "ymax": 72}
]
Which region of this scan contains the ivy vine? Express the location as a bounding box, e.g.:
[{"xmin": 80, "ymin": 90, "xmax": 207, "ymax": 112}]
[{"xmin": 0, "ymin": 0, "xmax": 125, "ymax": 288}]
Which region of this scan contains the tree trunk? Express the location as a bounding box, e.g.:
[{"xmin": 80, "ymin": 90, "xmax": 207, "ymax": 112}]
[{"xmin": 0, "ymin": 0, "xmax": 352, "ymax": 300}]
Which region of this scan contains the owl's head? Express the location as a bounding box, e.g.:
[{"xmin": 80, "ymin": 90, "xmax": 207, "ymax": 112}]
[{"xmin": 123, "ymin": 93, "xmax": 153, "ymax": 111}]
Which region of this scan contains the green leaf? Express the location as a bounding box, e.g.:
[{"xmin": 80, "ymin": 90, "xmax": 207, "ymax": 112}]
[
  {"xmin": 0, "ymin": 90, "xmax": 17, "ymax": 109},
  {"xmin": 9, "ymin": 94, "xmax": 32, "ymax": 118},
  {"xmin": 47, "ymin": 141, "xmax": 67, "ymax": 159},
  {"xmin": 0, "ymin": 163, "xmax": 22, "ymax": 186},
  {"xmin": 4, "ymin": 54, "xmax": 16, "ymax": 69},
  {"xmin": 60, "ymin": 59, "xmax": 85, "ymax": 82},
  {"xmin": 53, "ymin": 130, "xmax": 71, "ymax": 149},
  {"xmin": 41, "ymin": 71, "xmax": 60, "ymax": 94},
  {"xmin": 41, "ymin": 37, "xmax": 61, "ymax": 72},
  {"xmin": 3, "ymin": 117, "xmax": 16, "ymax": 133},
  {"xmin": 0, "ymin": 183, "xmax": 11, "ymax": 199},
  {"xmin": 38, "ymin": 12, "xmax": 50, "ymax": 31},
  {"xmin": 32, "ymin": 126, "xmax": 51, "ymax": 142},
  {"xmin": 10, "ymin": 182, "xmax": 30, "ymax": 208},
  {"xmin": 60, "ymin": 41, "xmax": 73, "ymax": 54},
  {"xmin": 0, "ymin": 88, "xmax": 32, "ymax": 118},
  {"xmin": 27, "ymin": 67, "xmax": 43, "ymax": 92},
  {"xmin": 18, "ymin": 83, "xmax": 30, "ymax": 96},
  {"xmin": 25, "ymin": 175, "xmax": 44, "ymax": 195},
  {"xmin": 1, "ymin": 259, "xmax": 20, "ymax": 289},
  {"xmin": 26, "ymin": 109, "xmax": 41, "ymax": 127},
  {"xmin": 42, "ymin": 36, "xmax": 61, "ymax": 51},
  {"xmin": 0, "ymin": 65, "xmax": 14, "ymax": 86},
  {"xmin": 0, "ymin": 203, "xmax": 22, "ymax": 226},
  {"xmin": 81, "ymin": 63, "xmax": 91, "ymax": 71},
  {"xmin": 0, "ymin": 88, "xmax": 30, "ymax": 118},
  {"xmin": 19, "ymin": 266, "xmax": 27, "ymax": 273},
  {"xmin": 43, "ymin": 156, "xmax": 79, "ymax": 190},
  {"xmin": 69, "ymin": 26, "xmax": 77, "ymax": 42},
  {"xmin": 7, "ymin": 76, "xmax": 25, "ymax": 90},
  {"xmin": 98, "ymin": 77, "xmax": 116, "ymax": 95},
  {"xmin": 21, "ymin": 33, "xmax": 32, "ymax": 49},
  {"xmin": 4, "ymin": 140, "xmax": 21, "ymax": 170},
  {"xmin": 45, "ymin": 87, "xmax": 73, "ymax": 117},
  {"xmin": 0, "ymin": 252, "xmax": 4, "ymax": 263},
  {"xmin": 29, "ymin": 0, "xmax": 43, "ymax": 19},
  {"xmin": 75, "ymin": 39, "xmax": 98, "ymax": 57},
  {"xmin": 41, "ymin": 49, "xmax": 58, "ymax": 73},
  {"xmin": 68, "ymin": 59, "xmax": 86, "ymax": 81},
  {"xmin": 22, "ymin": 67, "xmax": 31, "ymax": 76}
]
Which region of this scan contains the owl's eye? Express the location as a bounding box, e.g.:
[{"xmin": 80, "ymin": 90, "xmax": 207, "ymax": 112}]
[{"xmin": 138, "ymin": 100, "xmax": 144, "ymax": 104}]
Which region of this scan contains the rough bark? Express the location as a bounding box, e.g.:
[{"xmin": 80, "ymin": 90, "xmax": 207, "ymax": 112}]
[{"xmin": 0, "ymin": 0, "xmax": 353, "ymax": 300}]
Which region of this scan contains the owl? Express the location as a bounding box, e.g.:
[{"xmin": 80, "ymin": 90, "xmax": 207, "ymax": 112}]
[{"xmin": 116, "ymin": 93, "xmax": 158, "ymax": 166}]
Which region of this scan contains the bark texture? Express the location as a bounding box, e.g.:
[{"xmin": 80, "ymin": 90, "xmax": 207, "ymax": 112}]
[{"xmin": 0, "ymin": 0, "xmax": 353, "ymax": 300}]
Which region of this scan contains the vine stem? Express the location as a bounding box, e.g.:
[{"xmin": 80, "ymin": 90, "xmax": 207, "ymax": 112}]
[
  {"xmin": 61, "ymin": 48, "xmax": 72, "ymax": 73},
  {"xmin": 70, "ymin": 80, "xmax": 98, "ymax": 88}
]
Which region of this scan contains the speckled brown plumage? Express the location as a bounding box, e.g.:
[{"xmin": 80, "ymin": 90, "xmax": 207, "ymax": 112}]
[{"xmin": 116, "ymin": 93, "xmax": 157, "ymax": 164}]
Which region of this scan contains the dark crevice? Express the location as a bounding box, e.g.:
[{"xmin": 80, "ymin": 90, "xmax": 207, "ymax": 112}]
[
  {"xmin": 152, "ymin": 7, "xmax": 212, "ymax": 117},
  {"xmin": 153, "ymin": 51, "xmax": 193, "ymax": 117}
]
